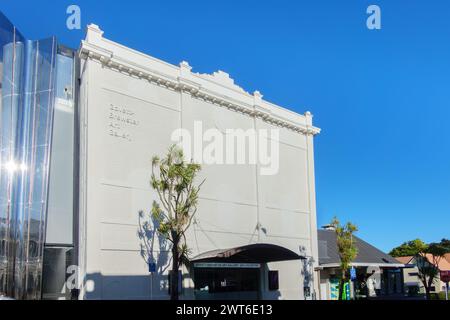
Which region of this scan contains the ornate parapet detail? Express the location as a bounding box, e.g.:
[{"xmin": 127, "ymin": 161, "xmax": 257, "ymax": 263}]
[
  {"xmin": 197, "ymin": 70, "xmax": 248, "ymax": 94},
  {"xmin": 79, "ymin": 25, "xmax": 321, "ymax": 136}
]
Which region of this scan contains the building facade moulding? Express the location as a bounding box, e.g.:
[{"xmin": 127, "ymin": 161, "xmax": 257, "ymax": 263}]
[{"xmin": 79, "ymin": 25, "xmax": 321, "ymax": 136}]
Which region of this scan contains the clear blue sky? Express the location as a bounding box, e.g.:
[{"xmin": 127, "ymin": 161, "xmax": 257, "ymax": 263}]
[{"xmin": 2, "ymin": 1, "xmax": 449, "ymax": 252}]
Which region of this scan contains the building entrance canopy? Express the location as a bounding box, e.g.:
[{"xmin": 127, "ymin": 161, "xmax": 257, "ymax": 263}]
[{"xmin": 191, "ymin": 243, "xmax": 306, "ymax": 264}]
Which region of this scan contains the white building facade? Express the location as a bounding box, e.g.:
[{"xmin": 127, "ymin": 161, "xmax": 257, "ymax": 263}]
[
  {"xmin": 0, "ymin": 11, "xmax": 321, "ymax": 300},
  {"xmin": 76, "ymin": 24, "xmax": 321, "ymax": 300}
]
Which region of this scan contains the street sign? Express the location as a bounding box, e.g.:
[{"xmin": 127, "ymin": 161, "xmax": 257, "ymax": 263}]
[
  {"xmin": 148, "ymin": 262, "xmax": 157, "ymax": 273},
  {"xmin": 440, "ymin": 271, "xmax": 450, "ymax": 283},
  {"xmin": 350, "ymin": 267, "xmax": 357, "ymax": 281}
]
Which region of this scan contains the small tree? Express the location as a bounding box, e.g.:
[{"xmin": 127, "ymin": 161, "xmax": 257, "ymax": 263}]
[
  {"xmin": 417, "ymin": 242, "xmax": 449, "ymax": 300},
  {"xmin": 150, "ymin": 145, "xmax": 204, "ymax": 300},
  {"xmin": 330, "ymin": 217, "xmax": 358, "ymax": 300}
]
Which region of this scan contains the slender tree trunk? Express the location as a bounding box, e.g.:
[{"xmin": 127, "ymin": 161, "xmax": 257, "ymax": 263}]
[
  {"xmin": 425, "ymin": 287, "xmax": 431, "ymax": 300},
  {"xmin": 171, "ymin": 238, "xmax": 180, "ymax": 301},
  {"xmin": 339, "ymin": 279, "xmax": 345, "ymax": 301},
  {"xmin": 339, "ymin": 272, "xmax": 346, "ymax": 301},
  {"xmin": 421, "ymin": 277, "xmax": 431, "ymax": 300},
  {"xmin": 339, "ymin": 270, "xmax": 347, "ymax": 301},
  {"xmin": 425, "ymin": 276, "xmax": 435, "ymax": 300}
]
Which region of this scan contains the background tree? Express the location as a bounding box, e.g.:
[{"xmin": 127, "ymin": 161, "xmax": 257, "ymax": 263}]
[
  {"xmin": 389, "ymin": 239, "xmax": 427, "ymax": 257},
  {"xmin": 422, "ymin": 242, "xmax": 450, "ymax": 299},
  {"xmin": 150, "ymin": 145, "xmax": 204, "ymax": 300},
  {"xmin": 330, "ymin": 217, "xmax": 358, "ymax": 300},
  {"xmin": 416, "ymin": 243, "xmax": 449, "ymax": 300},
  {"xmin": 438, "ymin": 239, "xmax": 450, "ymax": 251},
  {"xmin": 390, "ymin": 238, "xmax": 450, "ymax": 299}
]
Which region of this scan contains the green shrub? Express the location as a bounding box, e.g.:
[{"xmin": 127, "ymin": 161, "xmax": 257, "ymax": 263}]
[{"xmin": 430, "ymin": 292, "xmax": 448, "ymax": 300}]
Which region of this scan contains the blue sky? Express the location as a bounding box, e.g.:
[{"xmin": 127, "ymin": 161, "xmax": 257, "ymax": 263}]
[{"xmin": 2, "ymin": 1, "xmax": 449, "ymax": 252}]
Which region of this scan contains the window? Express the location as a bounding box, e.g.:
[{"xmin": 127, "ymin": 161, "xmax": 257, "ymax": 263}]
[
  {"xmin": 194, "ymin": 268, "xmax": 259, "ymax": 294},
  {"xmin": 268, "ymin": 271, "xmax": 279, "ymax": 291}
]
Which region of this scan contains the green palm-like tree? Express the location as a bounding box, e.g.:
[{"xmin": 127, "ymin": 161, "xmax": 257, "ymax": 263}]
[
  {"xmin": 331, "ymin": 217, "xmax": 358, "ymax": 300},
  {"xmin": 150, "ymin": 145, "xmax": 204, "ymax": 300}
]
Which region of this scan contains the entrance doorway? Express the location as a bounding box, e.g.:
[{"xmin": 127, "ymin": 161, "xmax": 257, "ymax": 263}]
[
  {"xmin": 193, "ymin": 265, "xmax": 260, "ymax": 300},
  {"xmin": 190, "ymin": 243, "xmax": 305, "ymax": 300}
]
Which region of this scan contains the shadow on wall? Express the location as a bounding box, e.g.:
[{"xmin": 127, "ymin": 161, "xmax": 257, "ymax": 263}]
[
  {"xmin": 300, "ymin": 246, "xmax": 315, "ymax": 299},
  {"xmin": 137, "ymin": 209, "xmax": 171, "ymax": 276},
  {"xmin": 262, "ymin": 286, "xmax": 282, "ymax": 300},
  {"xmin": 85, "ymin": 273, "xmax": 170, "ymax": 300},
  {"xmin": 83, "ymin": 209, "xmax": 284, "ymax": 300},
  {"xmin": 83, "ymin": 210, "xmax": 174, "ymax": 300}
]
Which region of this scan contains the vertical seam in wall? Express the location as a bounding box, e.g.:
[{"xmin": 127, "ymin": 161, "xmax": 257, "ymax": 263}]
[
  {"xmin": 306, "ymin": 133, "xmax": 312, "ymax": 248},
  {"xmin": 305, "ymin": 131, "xmax": 314, "ymax": 294},
  {"xmin": 73, "ymin": 48, "xmax": 81, "ymax": 286},
  {"xmin": 83, "ymin": 62, "xmax": 89, "ymax": 300},
  {"xmin": 179, "ymin": 86, "xmax": 183, "ymax": 298},
  {"xmin": 253, "ymin": 116, "xmax": 261, "ymax": 243},
  {"xmin": 79, "ymin": 58, "xmax": 89, "ymax": 300},
  {"xmin": 180, "ymin": 89, "xmax": 183, "ymax": 134}
]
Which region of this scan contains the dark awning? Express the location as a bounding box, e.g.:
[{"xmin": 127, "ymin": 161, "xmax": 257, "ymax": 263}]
[{"xmin": 191, "ymin": 243, "xmax": 306, "ymax": 264}]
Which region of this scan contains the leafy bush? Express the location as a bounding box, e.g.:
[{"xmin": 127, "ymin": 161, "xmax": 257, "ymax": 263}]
[{"xmin": 430, "ymin": 292, "xmax": 448, "ymax": 300}]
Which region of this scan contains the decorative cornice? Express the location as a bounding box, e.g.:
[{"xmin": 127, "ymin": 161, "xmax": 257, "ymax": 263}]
[{"xmin": 79, "ymin": 44, "xmax": 321, "ymax": 136}]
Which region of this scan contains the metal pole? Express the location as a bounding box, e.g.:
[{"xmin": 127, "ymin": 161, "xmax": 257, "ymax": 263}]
[{"xmin": 446, "ymin": 282, "xmax": 448, "ymax": 301}]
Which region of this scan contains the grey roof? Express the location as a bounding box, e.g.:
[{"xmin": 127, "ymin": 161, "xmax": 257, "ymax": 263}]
[{"xmin": 318, "ymin": 230, "xmax": 402, "ymax": 267}]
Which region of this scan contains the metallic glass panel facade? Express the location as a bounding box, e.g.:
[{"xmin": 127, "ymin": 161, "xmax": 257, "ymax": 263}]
[
  {"xmin": 46, "ymin": 50, "xmax": 75, "ymax": 246},
  {"xmin": 0, "ymin": 12, "xmax": 57, "ymax": 300}
]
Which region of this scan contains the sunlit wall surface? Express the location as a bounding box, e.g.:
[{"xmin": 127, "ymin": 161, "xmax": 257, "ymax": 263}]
[{"xmin": 0, "ymin": 12, "xmax": 57, "ymax": 300}]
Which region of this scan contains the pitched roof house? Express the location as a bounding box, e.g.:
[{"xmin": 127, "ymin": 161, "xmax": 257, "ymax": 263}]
[
  {"xmin": 318, "ymin": 229, "xmax": 403, "ymax": 268},
  {"xmin": 395, "ymin": 253, "xmax": 450, "ymax": 295},
  {"xmin": 317, "ymin": 229, "xmax": 404, "ymax": 300},
  {"xmin": 395, "ymin": 254, "xmax": 450, "ymax": 271}
]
